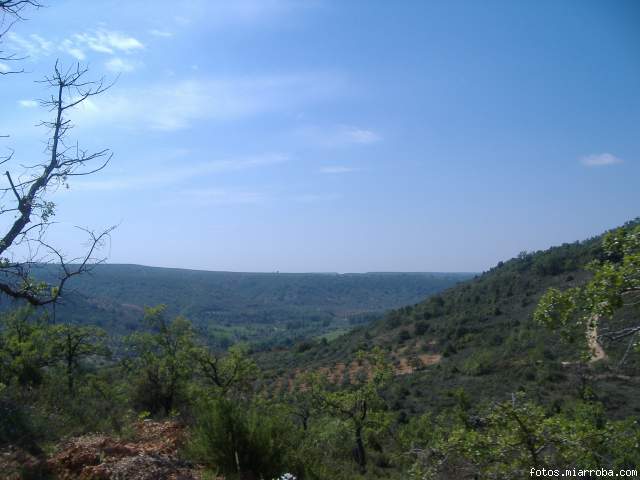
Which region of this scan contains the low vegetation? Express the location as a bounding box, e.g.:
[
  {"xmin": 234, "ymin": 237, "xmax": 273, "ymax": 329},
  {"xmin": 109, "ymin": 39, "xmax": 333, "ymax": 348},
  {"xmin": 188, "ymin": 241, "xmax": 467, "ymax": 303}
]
[{"xmin": 0, "ymin": 220, "xmax": 638, "ymax": 479}]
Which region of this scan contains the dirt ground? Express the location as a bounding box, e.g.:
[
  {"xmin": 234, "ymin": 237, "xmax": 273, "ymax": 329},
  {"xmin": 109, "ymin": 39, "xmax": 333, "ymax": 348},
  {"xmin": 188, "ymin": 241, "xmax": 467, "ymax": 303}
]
[{"xmin": 0, "ymin": 420, "xmax": 211, "ymax": 480}]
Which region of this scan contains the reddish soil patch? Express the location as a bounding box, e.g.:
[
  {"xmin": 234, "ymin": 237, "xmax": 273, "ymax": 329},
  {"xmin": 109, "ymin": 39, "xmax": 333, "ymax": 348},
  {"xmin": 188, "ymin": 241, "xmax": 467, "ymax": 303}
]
[
  {"xmin": 272, "ymin": 347, "xmax": 443, "ymax": 394},
  {"xmin": 418, "ymin": 353, "xmax": 442, "ymax": 366},
  {"xmin": 395, "ymin": 357, "xmax": 414, "ymax": 375},
  {"xmin": 47, "ymin": 420, "xmax": 205, "ymax": 480}
]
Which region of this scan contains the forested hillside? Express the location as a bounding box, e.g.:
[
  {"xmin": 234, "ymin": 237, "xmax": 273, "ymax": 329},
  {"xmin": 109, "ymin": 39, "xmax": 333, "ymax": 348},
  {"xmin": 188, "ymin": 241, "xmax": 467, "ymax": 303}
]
[
  {"xmin": 258, "ymin": 219, "xmax": 640, "ymax": 417},
  {"xmin": 1, "ymin": 1, "xmax": 637, "ymax": 478},
  {"xmin": 20, "ymin": 266, "xmax": 472, "ymax": 348},
  {"xmin": 1, "ymin": 221, "xmax": 639, "ymax": 479}
]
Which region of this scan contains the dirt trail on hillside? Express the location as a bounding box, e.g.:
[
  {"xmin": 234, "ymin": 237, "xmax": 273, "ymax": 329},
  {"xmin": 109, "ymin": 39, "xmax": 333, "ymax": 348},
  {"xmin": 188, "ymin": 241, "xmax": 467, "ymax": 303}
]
[{"xmin": 588, "ymin": 315, "xmax": 606, "ymax": 362}]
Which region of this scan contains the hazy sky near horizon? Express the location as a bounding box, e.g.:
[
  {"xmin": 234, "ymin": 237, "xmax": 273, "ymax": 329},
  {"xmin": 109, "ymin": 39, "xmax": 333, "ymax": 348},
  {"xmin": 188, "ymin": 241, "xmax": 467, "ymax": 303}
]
[{"xmin": 0, "ymin": 0, "xmax": 638, "ymax": 273}]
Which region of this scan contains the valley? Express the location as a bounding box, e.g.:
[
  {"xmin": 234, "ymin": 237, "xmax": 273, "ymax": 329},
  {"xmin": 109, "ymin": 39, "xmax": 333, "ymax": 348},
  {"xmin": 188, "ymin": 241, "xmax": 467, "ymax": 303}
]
[
  {"xmin": 29, "ymin": 266, "xmax": 472, "ymax": 348},
  {"xmin": 0, "ymin": 2, "xmax": 637, "ymax": 476}
]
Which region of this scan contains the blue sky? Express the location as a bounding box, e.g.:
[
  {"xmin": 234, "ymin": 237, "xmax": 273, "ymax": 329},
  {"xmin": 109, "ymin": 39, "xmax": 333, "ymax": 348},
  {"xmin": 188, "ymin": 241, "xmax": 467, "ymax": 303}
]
[{"xmin": 0, "ymin": 0, "xmax": 638, "ymax": 273}]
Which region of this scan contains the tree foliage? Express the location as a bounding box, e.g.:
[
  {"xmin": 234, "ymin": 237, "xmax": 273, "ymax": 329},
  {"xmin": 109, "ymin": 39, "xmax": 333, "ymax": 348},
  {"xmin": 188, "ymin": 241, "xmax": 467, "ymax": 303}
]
[
  {"xmin": 124, "ymin": 305, "xmax": 197, "ymax": 416},
  {"xmin": 535, "ymin": 222, "xmax": 640, "ymax": 356},
  {"xmin": 195, "ymin": 343, "xmax": 258, "ymax": 398},
  {"xmin": 309, "ymin": 347, "xmax": 393, "ymax": 474},
  {"xmin": 402, "ymin": 394, "xmax": 640, "ymax": 480}
]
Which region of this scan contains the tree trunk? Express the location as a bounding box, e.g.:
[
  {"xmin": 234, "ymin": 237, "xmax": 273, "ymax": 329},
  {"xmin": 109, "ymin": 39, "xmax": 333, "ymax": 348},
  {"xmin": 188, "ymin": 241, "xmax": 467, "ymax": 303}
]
[
  {"xmin": 66, "ymin": 336, "xmax": 74, "ymax": 393},
  {"xmin": 354, "ymin": 425, "xmax": 366, "ymax": 474}
]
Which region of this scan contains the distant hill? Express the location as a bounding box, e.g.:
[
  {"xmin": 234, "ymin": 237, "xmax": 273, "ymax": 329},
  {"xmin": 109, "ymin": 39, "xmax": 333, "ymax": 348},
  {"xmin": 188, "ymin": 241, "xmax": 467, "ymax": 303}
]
[
  {"xmin": 17, "ymin": 265, "xmax": 472, "ymax": 348},
  {"xmin": 258, "ymin": 220, "xmax": 640, "ymax": 418}
]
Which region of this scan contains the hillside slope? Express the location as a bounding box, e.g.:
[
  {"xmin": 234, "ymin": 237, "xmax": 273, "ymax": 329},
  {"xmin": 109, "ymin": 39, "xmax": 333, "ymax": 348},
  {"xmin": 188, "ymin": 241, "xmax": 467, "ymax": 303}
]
[{"xmin": 259, "ymin": 220, "xmax": 640, "ymax": 417}]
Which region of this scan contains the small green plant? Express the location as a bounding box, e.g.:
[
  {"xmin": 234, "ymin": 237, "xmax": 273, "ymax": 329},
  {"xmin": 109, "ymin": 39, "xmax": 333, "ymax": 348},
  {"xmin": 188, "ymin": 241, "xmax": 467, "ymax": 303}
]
[{"xmin": 137, "ymin": 410, "xmax": 151, "ymax": 421}]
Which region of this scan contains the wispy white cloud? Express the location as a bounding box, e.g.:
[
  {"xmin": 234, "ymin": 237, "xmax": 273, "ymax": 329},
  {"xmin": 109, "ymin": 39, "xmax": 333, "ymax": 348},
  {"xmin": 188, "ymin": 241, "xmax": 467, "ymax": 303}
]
[
  {"xmin": 8, "ymin": 28, "xmax": 143, "ymax": 63},
  {"xmin": 342, "ymin": 126, "xmax": 379, "ymax": 144},
  {"xmin": 6, "ymin": 32, "xmax": 53, "ymax": 58},
  {"xmin": 580, "ymin": 153, "xmax": 623, "ymax": 167},
  {"xmin": 104, "ymin": 57, "xmax": 138, "ymax": 73},
  {"xmin": 72, "ymin": 153, "xmax": 288, "ymax": 192},
  {"xmin": 0, "ymin": 62, "xmax": 11, "ymax": 73},
  {"xmin": 319, "ymin": 166, "xmax": 358, "ymax": 174},
  {"xmin": 149, "ymin": 29, "xmax": 173, "ymax": 38},
  {"xmin": 18, "ymin": 100, "xmax": 38, "ymax": 108},
  {"xmin": 296, "ymin": 124, "xmax": 381, "ymax": 147},
  {"xmin": 60, "ymin": 39, "xmax": 86, "ymax": 60},
  {"xmin": 71, "ymin": 73, "xmax": 344, "ymax": 131},
  {"xmin": 73, "ymin": 30, "xmax": 144, "ymax": 54}
]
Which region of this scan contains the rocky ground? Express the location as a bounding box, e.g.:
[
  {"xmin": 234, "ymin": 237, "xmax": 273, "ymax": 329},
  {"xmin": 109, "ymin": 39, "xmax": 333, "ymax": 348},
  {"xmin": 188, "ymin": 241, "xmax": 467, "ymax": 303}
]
[{"xmin": 1, "ymin": 420, "xmax": 210, "ymax": 479}]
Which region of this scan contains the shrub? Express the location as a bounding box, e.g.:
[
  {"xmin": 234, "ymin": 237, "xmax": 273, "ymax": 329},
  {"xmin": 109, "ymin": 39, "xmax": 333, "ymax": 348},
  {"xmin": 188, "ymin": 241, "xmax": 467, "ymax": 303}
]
[
  {"xmin": 397, "ymin": 330, "xmax": 412, "ymax": 343},
  {"xmin": 460, "ymin": 350, "xmax": 496, "ymax": 376},
  {"xmin": 188, "ymin": 397, "xmax": 301, "ymax": 479},
  {"xmin": 414, "ymin": 321, "xmax": 430, "ymax": 336},
  {"xmin": 0, "ymin": 397, "xmax": 36, "ymax": 450}
]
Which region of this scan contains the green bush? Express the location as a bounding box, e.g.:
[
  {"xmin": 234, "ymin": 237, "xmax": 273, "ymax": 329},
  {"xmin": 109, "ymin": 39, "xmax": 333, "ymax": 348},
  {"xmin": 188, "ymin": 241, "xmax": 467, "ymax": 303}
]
[
  {"xmin": 0, "ymin": 397, "xmax": 36, "ymax": 450},
  {"xmin": 460, "ymin": 350, "xmax": 496, "ymax": 376},
  {"xmin": 188, "ymin": 397, "xmax": 301, "ymax": 479}
]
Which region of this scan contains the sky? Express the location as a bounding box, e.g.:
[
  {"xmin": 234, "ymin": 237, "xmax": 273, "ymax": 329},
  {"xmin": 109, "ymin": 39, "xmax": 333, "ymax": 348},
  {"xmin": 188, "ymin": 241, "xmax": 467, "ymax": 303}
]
[{"xmin": 0, "ymin": 0, "xmax": 638, "ymax": 273}]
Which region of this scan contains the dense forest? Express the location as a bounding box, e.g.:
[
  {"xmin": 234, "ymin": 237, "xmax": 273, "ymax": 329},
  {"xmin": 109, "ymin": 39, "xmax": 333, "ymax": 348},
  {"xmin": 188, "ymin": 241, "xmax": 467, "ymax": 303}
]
[
  {"xmin": 1, "ymin": 220, "xmax": 638, "ymax": 479},
  {"xmin": 21, "ymin": 266, "xmax": 470, "ymax": 348}
]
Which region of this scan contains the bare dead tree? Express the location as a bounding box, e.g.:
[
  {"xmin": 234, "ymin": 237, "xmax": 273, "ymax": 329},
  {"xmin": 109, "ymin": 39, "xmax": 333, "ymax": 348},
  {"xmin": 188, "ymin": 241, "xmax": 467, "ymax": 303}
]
[
  {"xmin": 1, "ymin": 0, "xmax": 42, "ymax": 144},
  {"xmin": 0, "ymin": 1, "xmax": 42, "ymax": 75},
  {"xmin": 0, "ymin": 0, "xmax": 40, "ymax": 17},
  {"xmin": 0, "ymin": 61, "xmax": 115, "ymax": 305}
]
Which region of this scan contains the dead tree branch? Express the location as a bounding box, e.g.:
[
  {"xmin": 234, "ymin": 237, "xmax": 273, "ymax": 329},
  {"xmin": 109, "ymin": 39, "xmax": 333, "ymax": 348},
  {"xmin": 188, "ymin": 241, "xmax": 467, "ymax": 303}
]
[{"xmin": 0, "ymin": 61, "xmax": 115, "ymax": 305}]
